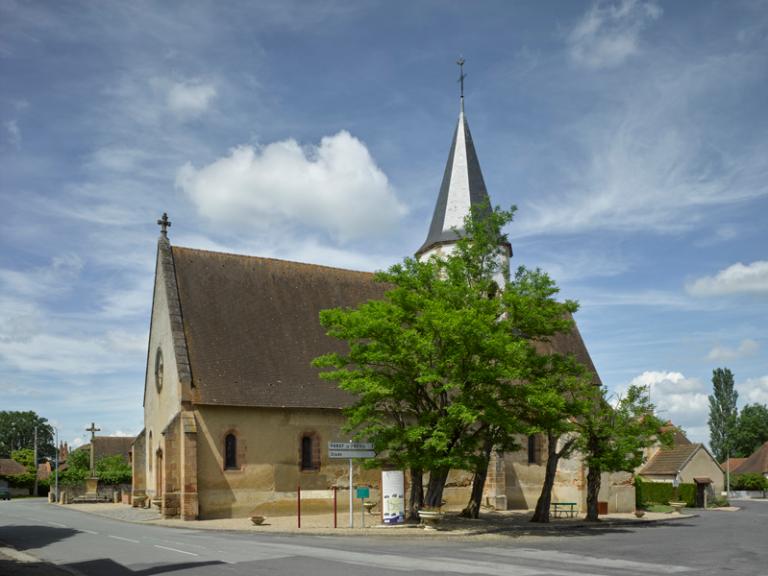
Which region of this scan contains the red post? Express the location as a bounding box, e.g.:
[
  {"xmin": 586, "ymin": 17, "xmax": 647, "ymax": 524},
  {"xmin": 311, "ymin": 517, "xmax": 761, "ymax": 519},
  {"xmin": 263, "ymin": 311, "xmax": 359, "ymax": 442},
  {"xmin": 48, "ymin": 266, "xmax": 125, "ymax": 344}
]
[
  {"xmin": 297, "ymin": 483, "xmax": 301, "ymax": 529},
  {"xmin": 333, "ymin": 486, "xmax": 338, "ymax": 528}
]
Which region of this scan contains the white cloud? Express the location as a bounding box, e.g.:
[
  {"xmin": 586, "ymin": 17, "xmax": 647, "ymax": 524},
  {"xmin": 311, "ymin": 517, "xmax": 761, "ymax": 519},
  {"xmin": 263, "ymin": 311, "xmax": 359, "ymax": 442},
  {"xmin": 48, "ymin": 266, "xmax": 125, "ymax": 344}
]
[
  {"xmin": 517, "ymin": 51, "xmax": 768, "ymax": 237},
  {"xmin": 176, "ymin": 130, "xmax": 407, "ymax": 243},
  {"xmin": 4, "ymin": 119, "xmax": 20, "ymax": 148},
  {"xmin": 707, "ymin": 339, "xmax": 760, "ymax": 361},
  {"xmin": 741, "ymin": 376, "xmax": 768, "ymax": 404},
  {"xmin": 166, "ymin": 80, "xmax": 217, "ymax": 117},
  {"xmin": 0, "ymin": 254, "xmax": 84, "ymax": 300},
  {"xmin": 687, "ymin": 261, "xmax": 768, "ymax": 297},
  {"xmin": 622, "ymin": 370, "xmax": 709, "ymax": 442},
  {"xmin": 567, "ymin": 0, "xmax": 662, "ymax": 70}
]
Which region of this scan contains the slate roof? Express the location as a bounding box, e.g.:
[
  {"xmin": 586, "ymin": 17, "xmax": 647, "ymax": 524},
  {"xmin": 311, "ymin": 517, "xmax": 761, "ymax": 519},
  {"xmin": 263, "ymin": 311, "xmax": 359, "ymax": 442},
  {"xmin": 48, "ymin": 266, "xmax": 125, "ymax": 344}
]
[
  {"xmin": 734, "ymin": 441, "xmax": 768, "ymax": 475},
  {"xmin": 0, "ymin": 458, "xmax": 26, "ymax": 476},
  {"xmin": 417, "ymin": 101, "xmax": 495, "ymax": 257},
  {"xmin": 167, "ymin": 245, "xmax": 601, "ymax": 409}
]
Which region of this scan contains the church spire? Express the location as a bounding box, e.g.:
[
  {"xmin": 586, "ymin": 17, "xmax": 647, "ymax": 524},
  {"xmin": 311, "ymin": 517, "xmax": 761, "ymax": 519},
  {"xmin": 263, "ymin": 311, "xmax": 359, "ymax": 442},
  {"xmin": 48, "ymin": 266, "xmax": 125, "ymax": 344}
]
[{"xmin": 416, "ymin": 59, "xmax": 492, "ymax": 258}]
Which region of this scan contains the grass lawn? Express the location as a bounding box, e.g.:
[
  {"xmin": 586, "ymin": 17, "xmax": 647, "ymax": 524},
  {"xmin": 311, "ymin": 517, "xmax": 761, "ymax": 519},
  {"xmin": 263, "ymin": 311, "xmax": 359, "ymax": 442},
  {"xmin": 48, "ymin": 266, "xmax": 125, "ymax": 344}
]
[{"xmin": 644, "ymin": 504, "xmax": 675, "ymax": 513}]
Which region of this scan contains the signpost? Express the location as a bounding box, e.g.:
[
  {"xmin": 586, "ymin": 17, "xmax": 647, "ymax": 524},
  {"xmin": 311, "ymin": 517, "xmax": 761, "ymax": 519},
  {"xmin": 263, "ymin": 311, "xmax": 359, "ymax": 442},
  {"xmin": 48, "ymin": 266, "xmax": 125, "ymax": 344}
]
[{"xmin": 328, "ymin": 442, "xmax": 374, "ymax": 528}]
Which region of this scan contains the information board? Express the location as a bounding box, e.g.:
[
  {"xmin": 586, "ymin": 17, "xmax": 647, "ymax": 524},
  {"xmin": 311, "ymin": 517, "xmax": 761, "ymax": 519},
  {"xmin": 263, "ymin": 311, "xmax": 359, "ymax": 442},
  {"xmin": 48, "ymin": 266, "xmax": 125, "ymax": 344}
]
[{"xmin": 382, "ymin": 470, "xmax": 405, "ymax": 525}]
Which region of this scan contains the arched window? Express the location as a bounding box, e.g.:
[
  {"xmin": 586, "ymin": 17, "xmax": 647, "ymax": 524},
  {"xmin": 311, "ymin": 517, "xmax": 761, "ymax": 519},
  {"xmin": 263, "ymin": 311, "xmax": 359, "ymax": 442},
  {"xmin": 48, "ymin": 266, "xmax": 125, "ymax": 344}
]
[
  {"xmin": 527, "ymin": 434, "xmax": 539, "ymax": 465},
  {"xmin": 300, "ymin": 434, "xmax": 319, "ymax": 471},
  {"xmin": 148, "ymin": 431, "xmax": 153, "ymax": 471},
  {"xmin": 224, "ymin": 433, "xmax": 237, "ymax": 470}
]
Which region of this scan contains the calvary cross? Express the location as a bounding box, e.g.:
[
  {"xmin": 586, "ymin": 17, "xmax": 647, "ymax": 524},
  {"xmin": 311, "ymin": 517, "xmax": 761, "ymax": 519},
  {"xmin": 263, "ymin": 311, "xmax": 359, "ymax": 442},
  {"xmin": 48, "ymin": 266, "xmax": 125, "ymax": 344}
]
[{"xmin": 86, "ymin": 422, "xmax": 100, "ymax": 476}]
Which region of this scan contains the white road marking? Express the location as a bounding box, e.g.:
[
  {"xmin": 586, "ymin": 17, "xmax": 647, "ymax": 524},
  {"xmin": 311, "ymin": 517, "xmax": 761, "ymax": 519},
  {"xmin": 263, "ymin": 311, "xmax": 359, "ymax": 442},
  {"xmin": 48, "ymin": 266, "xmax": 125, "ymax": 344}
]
[
  {"xmin": 475, "ymin": 547, "xmax": 692, "ymax": 574},
  {"xmin": 108, "ymin": 535, "xmax": 139, "ymax": 544},
  {"xmin": 80, "ymin": 529, "xmax": 98, "ymax": 535},
  {"xmin": 154, "ymin": 544, "xmax": 199, "ymax": 556},
  {"xmin": 46, "ymin": 521, "xmax": 67, "ymax": 528}
]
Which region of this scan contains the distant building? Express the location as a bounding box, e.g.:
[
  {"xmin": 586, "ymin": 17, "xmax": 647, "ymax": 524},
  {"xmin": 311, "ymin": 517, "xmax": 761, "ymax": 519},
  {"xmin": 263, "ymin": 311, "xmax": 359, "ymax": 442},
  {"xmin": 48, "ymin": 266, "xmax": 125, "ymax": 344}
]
[
  {"xmin": 733, "ymin": 441, "xmax": 768, "ymax": 479},
  {"xmin": 638, "ymin": 428, "xmax": 724, "ymax": 506}
]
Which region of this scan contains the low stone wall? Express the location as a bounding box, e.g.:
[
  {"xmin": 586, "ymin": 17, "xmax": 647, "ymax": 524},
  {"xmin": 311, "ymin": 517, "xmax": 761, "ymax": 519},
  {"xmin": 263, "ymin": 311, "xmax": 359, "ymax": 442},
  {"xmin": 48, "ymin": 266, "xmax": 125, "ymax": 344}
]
[{"xmin": 728, "ymin": 490, "xmax": 767, "ymax": 499}]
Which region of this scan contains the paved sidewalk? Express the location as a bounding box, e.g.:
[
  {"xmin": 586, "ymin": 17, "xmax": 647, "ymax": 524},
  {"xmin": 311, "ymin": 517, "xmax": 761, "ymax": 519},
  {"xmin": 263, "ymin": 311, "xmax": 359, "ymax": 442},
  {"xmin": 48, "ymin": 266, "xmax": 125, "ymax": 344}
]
[{"xmin": 56, "ymin": 502, "xmax": 700, "ymax": 538}]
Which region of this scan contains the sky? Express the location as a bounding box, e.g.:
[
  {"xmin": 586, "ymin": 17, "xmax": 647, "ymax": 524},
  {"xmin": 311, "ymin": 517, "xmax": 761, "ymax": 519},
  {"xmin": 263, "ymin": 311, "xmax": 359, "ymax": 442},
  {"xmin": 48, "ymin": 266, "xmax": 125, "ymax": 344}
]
[{"xmin": 1, "ymin": 0, "xmax": 767, "ymax": 450}]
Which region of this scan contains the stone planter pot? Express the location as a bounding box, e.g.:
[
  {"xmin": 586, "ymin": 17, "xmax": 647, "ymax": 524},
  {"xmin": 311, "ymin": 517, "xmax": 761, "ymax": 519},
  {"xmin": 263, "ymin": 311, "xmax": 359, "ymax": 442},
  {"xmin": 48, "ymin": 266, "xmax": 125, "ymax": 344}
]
[
  {"xmin": 669, "ymin": 501, "xmax": 686, "ymax": 514},
  {"xmin": 250, "ymin": 515, "xmax": 265, "ymax": 525},
  {"xmin": 634, "ymin": 510, "xmax": 646, "ymax": 518},
  {"xmin": 418, "ymin": 509, "xmax": 444, "ymax": 530}
]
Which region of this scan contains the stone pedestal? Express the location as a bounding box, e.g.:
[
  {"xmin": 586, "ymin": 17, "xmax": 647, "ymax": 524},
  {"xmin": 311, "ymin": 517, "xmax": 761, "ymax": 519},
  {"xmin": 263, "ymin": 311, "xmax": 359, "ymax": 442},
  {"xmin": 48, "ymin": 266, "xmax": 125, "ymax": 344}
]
[{"xmin": 85, "ymin": 477, "xmax": 99, "ymax": 498}]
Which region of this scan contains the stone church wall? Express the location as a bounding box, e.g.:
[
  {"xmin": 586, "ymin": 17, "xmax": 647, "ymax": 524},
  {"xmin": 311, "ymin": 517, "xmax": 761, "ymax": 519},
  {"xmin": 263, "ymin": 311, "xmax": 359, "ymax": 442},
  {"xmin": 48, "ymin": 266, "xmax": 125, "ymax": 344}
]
[{"xmin": 194, "ymin": 405, "xmax": 380, "ymax": 519}]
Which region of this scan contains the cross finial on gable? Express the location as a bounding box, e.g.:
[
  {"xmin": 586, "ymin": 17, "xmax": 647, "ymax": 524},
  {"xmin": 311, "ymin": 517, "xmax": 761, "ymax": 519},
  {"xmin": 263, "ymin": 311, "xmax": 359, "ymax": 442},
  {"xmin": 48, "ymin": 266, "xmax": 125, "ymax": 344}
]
[{"xmin": 157, "ymin": 212, "xmax": 171, "ymax": 236}]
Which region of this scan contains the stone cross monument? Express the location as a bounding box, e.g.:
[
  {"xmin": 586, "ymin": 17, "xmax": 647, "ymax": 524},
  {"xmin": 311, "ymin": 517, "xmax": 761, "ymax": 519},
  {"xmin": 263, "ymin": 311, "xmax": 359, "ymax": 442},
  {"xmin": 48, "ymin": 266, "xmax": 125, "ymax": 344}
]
[{"xmin": 86, "ymin": 422, "xmax": 100, "ymax": 476}]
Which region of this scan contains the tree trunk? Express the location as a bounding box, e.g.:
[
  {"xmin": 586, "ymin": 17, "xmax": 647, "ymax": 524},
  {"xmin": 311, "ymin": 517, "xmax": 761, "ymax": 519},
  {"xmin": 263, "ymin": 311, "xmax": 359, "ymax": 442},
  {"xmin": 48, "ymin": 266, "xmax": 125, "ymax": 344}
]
[
  {"xmin": 408, "ymin": 468, "xmax": 424, "ymax": 520},
  {"xmin": 460, "ymin": 437, "xmax": 494, "ymax": 519},
  {"xmin": 530, "ymin": 433, "xmax": 560, "ymax": 523},
  {"xmin": 424, "ymin": 467, "xmax": 450, "ymax": 508},
  {"xmin": 585, "ymin": 463, "xmax": 602, "ymax": 521}
]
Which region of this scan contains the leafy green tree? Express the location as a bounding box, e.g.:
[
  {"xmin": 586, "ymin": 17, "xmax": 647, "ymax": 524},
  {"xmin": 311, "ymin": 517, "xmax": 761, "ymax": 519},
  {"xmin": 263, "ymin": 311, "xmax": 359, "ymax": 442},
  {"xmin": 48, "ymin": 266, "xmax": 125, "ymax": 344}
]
[
  {"xmin": 576, "ymin": 385, "xmax": 670, "ymax": 521},
  {"xmin": 732, "ymin": 403, "xmax": 768, "ymax": 457},
  {"xmin": 7, "ymin": 449, "xmax": 37, "ymax": 493},
  {"xmin": 731, "ymin": 472, "xmax": 768, "ymax": 491},
  {"xmin": 0, "ymin": 411, "xmax": 55, "ymax": 459},
  {"xmin": 708, "ymin": 368, "xmax": 738, "ymax": 463},
  {"xmin": 96, "ymin": 455, "xmax": 132, "ymax": 485},
  {"xmin": 316, "ymin": 204, "xmax": 582, "ymax": 518},
  {"xmin": 524, "ymin": 352, "xmax": 593, "ymax": 523}
]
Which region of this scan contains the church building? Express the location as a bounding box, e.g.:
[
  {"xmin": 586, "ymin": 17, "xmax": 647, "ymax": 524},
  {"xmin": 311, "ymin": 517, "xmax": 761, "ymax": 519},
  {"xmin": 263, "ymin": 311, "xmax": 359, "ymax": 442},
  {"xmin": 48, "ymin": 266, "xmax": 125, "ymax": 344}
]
[{"xmin": 132, "ymin": 82, "xmax": 631, "ymax": 520}]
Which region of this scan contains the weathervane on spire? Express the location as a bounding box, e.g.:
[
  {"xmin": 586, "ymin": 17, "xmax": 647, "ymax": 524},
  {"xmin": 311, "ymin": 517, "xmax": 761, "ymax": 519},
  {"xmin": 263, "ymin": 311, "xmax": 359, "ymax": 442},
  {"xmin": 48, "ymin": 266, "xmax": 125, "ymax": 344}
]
[
  {"xmin": 157, "ymin": 212, "xmax": 171, "ymax": 236},
  {"xmin": 457, "ymin": 56, "xmax": 467, "ymax": 99}
]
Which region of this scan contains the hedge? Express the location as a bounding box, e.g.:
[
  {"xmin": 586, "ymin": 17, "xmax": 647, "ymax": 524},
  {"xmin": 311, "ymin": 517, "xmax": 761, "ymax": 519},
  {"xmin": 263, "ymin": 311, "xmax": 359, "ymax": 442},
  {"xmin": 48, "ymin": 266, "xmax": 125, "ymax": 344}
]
[
  {"xmin": 731, "ymin": 473, "xmax": 768, "ymax": 491},
  {"xmin": 635, "ymin": 477, "xmax": 696, "ymax": 507}
]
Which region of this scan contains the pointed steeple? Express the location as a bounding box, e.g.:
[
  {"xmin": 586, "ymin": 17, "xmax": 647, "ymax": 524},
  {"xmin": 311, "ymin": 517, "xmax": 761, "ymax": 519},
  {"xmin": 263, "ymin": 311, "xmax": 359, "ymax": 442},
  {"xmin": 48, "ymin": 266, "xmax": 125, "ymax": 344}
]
[{"xmin": 416, "ymin": 65, "xmax": 492, "ymax": 258}]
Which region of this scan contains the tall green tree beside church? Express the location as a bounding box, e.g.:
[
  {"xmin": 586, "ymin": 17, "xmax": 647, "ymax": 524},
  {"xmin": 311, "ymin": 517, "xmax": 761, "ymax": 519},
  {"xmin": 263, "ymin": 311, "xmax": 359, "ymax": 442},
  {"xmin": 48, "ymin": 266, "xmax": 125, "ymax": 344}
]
[
  {"xmin": 708, "ymin": 367, "xmax": 738, "ymax": 463},
  {"xmin": 576, "ymin": 385, "xmax": 669, "ymax": 522},
  {"xmin": 315, "ymin": 205, "xmax": 582, "ymax": 518}
]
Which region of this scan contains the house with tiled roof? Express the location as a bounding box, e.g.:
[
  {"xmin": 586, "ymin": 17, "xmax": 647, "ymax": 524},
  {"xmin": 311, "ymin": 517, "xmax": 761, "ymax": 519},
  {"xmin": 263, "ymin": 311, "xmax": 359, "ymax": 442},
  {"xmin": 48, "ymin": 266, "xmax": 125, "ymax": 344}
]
[
  {"xmin": 733, "ymin": 441, "xmax": 768, "ymax": 478},
  {"xmin": 638, "ymin": 428, "xmax": 724, "ymax": 506},
  {"xmin": 131, "ymin": 84, "xmax": 608, "ymax": 520},
  {"xmin": 721, "ymin": 457, "xmax": 747, "ymax": 474}
]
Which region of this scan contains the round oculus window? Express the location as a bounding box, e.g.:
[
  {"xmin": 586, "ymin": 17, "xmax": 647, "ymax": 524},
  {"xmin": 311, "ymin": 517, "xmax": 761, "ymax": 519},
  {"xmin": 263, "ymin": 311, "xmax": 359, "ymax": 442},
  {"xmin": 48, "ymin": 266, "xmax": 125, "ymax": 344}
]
[{"xmin": 155, "ymin": 348, "xmax": 164, "ymax": 392}]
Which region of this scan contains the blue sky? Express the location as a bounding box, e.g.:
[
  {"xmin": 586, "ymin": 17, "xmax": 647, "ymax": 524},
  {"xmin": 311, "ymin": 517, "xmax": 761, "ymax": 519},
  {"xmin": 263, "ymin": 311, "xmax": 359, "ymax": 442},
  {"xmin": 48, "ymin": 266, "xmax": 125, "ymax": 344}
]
[{"xmin": 1, "ymin": 0, "xmax": 766, "ymax": 449}]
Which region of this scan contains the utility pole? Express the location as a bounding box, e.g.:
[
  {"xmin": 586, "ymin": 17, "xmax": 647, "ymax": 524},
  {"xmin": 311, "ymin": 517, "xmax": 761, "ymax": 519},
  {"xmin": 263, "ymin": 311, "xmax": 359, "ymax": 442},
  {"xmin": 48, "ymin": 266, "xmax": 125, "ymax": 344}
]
[
  {"xmin": 54, "ymin": 427, "xmax": 59, "ymax": 503},
  {"xmin": 33, "ymin": 426, "xmax": 38, "ymax": 497}
]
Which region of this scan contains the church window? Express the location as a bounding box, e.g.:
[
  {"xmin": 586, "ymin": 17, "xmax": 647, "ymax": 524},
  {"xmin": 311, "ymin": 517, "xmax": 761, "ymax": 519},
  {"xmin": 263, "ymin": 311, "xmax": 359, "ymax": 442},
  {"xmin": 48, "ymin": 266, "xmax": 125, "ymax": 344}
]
[
  {"xmin": 154, "ymin": 348, "xmax": 164, "ymax": 393},
  {"xmin": 300, "ymin": 434, "xmax": 319, "ymax": 471},
  {"xmin": 527, "ymin": 434, "xmax": 542, "ymax": 465},
  {"xmin": 148, "ymin": 431, "xmax": 153, "ymax": 472},
  {"xmin": 224, "ymin": 433, "xmax": 237, "ymax": 469}
]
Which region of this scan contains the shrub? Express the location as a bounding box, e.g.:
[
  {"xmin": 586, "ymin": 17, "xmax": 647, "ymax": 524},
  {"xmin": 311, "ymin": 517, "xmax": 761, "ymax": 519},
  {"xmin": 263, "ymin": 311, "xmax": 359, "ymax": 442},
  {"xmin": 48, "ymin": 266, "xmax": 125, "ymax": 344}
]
[
  {"xmin": 731, "ymin": 473, "xmax": 768, "ymax": 491},
  {"xmin": 678, "ymin": 483, "xmax": 696, "ymax": 507},
  {"xmin": 635, "ymin": 477, "xmax": 696, "ymax": 507}
]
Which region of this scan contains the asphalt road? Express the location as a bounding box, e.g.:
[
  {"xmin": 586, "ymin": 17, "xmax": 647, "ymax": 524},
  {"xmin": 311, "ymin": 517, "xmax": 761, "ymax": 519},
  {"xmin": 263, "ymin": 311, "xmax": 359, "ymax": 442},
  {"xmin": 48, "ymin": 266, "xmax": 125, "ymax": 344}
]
[{"xmin": 1, "ymin": 498, "xmax": 767, "ymax": 576}]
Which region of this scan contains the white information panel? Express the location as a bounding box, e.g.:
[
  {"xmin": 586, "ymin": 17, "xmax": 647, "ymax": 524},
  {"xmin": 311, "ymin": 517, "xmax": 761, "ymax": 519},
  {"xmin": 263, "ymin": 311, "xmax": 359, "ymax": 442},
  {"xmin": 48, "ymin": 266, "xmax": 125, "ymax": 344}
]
[{"xmin": 381, "ymin": 470, "xmax": 405, "ymax": 525}]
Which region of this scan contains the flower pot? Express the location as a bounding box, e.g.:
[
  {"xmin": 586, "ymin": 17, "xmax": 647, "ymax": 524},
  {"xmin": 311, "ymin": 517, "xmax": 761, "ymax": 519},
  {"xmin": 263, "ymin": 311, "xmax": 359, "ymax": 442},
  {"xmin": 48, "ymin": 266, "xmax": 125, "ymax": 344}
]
[
  {"xmin": 634, "ymin": 510, "xmax": 645, "ymax": 518},
  {"xmin": 250, "ymin": 515, "xmax": 265, "ymax": 525},
  {"xmin": 418, "ymin": 509, "xmax": 444, "ymax": 530}
]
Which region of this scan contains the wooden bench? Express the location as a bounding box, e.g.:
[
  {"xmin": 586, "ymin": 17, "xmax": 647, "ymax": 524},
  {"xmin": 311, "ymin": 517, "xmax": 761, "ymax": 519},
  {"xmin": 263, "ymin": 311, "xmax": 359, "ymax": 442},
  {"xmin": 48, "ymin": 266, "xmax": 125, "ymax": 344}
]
[{"xmin": 551, "ymin": 502, "xmax": 577, "ymax": 518}]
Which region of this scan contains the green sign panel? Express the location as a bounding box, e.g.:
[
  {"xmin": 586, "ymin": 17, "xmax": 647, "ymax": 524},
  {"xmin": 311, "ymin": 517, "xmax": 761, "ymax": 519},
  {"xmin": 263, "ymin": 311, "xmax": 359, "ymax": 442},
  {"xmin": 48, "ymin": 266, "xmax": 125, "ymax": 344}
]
[{"xmin": 355, "ymin": 486, "xmax": 370, "ymax": 499}]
